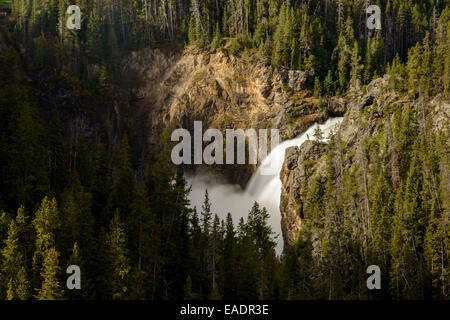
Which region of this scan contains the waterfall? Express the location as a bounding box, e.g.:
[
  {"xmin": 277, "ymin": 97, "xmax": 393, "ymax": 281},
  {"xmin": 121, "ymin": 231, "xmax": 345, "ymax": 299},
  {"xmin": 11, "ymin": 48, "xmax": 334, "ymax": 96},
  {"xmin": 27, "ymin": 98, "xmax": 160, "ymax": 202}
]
[
  {"xmin": 246, "ymin": 117, "xmax": 344, "ymax": 214},
  {"xmin": 188, "ymin": 117, "xmax": 343, "ymax": 254}
]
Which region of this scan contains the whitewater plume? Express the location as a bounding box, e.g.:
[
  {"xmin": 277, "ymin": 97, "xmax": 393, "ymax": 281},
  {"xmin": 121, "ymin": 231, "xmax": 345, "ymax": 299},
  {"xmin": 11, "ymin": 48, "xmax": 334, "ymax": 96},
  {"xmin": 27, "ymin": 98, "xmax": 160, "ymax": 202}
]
[
  {"xmin": 188, "ymin": 117, "xmax": 343, "ymax": 254},
  {"xmin": 246, "ymin": 118, "xmax": 343, "ymax": 209}
]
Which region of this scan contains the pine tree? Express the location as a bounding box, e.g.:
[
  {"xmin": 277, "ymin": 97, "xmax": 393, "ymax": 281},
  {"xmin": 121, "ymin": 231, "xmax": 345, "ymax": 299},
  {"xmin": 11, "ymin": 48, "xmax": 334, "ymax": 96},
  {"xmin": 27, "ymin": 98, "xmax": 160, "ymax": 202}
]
[
  {"xmin": 313, "ymin": 126, "xmax": 324, "ymax": 143},
  {"xmin": 295, "ymin": 225, "xmax": 314, "ymax": 299},
  {"xmin": 14, "ymin": 267, "xmax": 31, "ymax": 300},
  {"xmin": 201, "ymin": 189, "xmax": 213, "ymax": 236},
  {"xmin": 200, "ymin": 189, "xmax": 213, "ymax": 296},
  {"xmin": 433, "ymin": 8, "xmax": 450, "ymax": 100},
  {"xmin": 305, "ymin": 175, "xmax": 326, "ymax": 228},
  {"xmin": 14, "ymin": 206, "xmax": 33, "ymax": 276},
  {"xmin": 350, "ymin": 41, "xmax": 362, "ymax": 88},
  {"xmin": 106, "ymin": 212, "xmax": 130, "ymax": 299},
  {"xmin": 390, "ymin": 155, "xmax": 426, "ymax": 300},
  {"xmin": 246, "ymin": 202, "xmax": 277, "ymax": 299},
  {"xmin": 314, "ymin": 77, "xmax": 323, "ymax": 98},
  {"xmin": 1, "ymin": 218, "xmax": 29, "ymax": 300},
  {"xmin": 166, "ymin": 168, "xmax": 193, "ymax": 299},
  {"xmin": 407, "ymin": 43, "xmax": 424, "ymax": 97},
  {"xmin": 336, "ymin": 18, "xmax": 356, "ymax": 92},
  {"xmin": 36, "ymin": 247, "xmax": 63, "ymax": 300},
  {"xmin": 210, "ymin": 23, "xmax": 222, "ymax": 51},
  {"xmin": 324, "ymin": 70, "xmax": 335, "ymax": 96},
  {"xmin": 424, "ymin": 205, "xmax": 449, "ymax": 299},
  {"xmin": 221, "ymin": 213, "xmax": 237, "ymax": 299},
  {"xmin": 364, "ymin": 34, "xmax": 385, "ymax": 83},
  {"xmin": 387, "ymin": 54, "xmax": 407, "ymax": 92},
  {"xmin": 32, "ymin": 197, "xmax": 60, "ymax": 289},
  {"xmin": 370, "ymin": 170, "xmax": 394, "ymax": 269},
  {"xmin": 337, "ymin": 35, "xmax": 350, "ymax": 92}
]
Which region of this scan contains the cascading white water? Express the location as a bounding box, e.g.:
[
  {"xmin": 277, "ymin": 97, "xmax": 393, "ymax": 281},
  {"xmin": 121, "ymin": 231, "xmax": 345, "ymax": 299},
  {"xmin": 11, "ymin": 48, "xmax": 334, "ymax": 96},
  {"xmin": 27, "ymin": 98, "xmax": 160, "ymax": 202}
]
[
  {"xmin": 188, "ymin": 117, "xmax": 343, "ymax": 254},
  {"xmin": 246, "ymin": 117, "xmax": 344, "ymax": 209}
]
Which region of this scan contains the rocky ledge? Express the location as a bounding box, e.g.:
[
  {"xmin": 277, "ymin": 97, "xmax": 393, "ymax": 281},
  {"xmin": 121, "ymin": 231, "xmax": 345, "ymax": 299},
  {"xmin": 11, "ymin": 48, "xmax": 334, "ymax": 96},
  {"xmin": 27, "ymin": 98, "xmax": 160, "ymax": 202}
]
[{"xmin": 279, "ymin": 76, "xmax": 449, "ymax": 253}]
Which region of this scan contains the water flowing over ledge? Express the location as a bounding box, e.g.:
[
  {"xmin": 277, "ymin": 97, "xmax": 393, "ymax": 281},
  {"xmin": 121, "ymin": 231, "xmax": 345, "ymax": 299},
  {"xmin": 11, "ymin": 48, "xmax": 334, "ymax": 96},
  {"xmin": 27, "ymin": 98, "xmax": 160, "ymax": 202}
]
[
  {"xmin": 246, "ymin": 117, "xmax": 344, "ymax": 212},
  {"xmin": 188, "ymin": 117, "xmax": 344, "ymax": 254}
]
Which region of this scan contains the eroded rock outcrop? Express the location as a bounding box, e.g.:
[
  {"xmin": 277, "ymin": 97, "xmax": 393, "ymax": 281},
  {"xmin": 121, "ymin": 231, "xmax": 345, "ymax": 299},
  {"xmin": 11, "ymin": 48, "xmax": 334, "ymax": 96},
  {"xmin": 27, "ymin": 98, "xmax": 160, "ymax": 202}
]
[{"xmin": 280, "ymin": 141, "xmax": 327, "ymax": 249}]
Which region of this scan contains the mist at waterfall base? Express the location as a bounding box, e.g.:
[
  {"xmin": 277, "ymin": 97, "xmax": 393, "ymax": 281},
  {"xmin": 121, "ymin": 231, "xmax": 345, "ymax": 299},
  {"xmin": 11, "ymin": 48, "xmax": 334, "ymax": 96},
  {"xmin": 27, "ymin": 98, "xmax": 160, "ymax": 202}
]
[{"xmin": 187, "ymin": 118, "xmax": 343, "ymax": 254}]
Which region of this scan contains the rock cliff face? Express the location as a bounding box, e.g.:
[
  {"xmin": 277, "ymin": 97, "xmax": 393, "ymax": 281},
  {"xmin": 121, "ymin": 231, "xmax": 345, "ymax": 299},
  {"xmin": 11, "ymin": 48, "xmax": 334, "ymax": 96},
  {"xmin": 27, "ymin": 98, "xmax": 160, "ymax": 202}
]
[
  {"xmin": 279, "ymin": 76, "xmax": 450, "ymax": 252},
  {"xmin": 280, "ymin": 141, "xmax": 327, "ymax": 249},
  {"xmin": 123, "ymin": 47, "xmax": 344, "ymax": 185}
]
